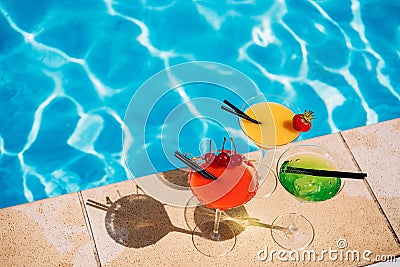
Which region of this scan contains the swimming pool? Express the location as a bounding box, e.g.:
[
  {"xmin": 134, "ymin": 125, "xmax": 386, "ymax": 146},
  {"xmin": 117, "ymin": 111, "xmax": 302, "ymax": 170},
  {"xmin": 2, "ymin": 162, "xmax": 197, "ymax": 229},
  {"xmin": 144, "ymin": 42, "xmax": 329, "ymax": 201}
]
[{"xmin": 1, "ymin": 0, "xmax": 399, "ymax": 209}]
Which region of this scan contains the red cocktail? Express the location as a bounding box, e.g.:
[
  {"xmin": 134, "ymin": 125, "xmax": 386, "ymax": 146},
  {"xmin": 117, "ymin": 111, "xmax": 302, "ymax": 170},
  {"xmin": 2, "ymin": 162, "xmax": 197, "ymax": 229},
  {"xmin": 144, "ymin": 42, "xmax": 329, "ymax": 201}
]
[
  {"xmin": 189, "ymin": 157, "xmax": 257, "ymax": 210},
  {"xmin": 187, "ymin": 137, "xmax": 259, "ymax": 257}
]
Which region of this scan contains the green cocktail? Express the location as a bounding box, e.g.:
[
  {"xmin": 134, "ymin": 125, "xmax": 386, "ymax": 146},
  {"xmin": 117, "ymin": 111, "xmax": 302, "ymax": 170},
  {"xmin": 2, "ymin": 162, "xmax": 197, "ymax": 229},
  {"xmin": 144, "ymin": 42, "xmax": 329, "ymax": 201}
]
[
  {"xmin": 271, "ymin": 144, "xmax": 345, "ymax": 250},
  {"xmin": 279, "ymin": 154, "xmax": 341, "ymax": 202}
]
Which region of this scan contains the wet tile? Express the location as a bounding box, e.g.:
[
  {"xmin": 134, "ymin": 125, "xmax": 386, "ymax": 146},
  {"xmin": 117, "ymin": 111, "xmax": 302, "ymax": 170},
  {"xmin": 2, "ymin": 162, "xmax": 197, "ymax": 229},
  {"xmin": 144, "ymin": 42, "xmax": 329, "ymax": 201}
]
[
  {"xmin": 341, "ymin": 118, "xmax": 400, "ymax": 239},
  {"xmin": 0, "ymin": 193, "xmax": 97, "ymax": 267}
]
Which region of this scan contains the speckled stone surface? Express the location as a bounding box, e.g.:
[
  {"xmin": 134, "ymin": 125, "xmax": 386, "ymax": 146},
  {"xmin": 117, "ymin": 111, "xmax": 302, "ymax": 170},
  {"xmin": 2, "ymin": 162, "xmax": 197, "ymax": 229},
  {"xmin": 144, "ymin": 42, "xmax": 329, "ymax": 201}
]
[
  {"xmin": 0, "ymin": 193, "xmax": 97, "ymax": 267},
  {"xmin": 1, "ymin": 121, "xmax": 399, "ymax": 266},
  {"xmin": 341, "ymin": 119, "xmax": 400, "ymax": 241},
  {"xmin": 80, "ymin": 132, "xmax": 399, "ymax": 266}
]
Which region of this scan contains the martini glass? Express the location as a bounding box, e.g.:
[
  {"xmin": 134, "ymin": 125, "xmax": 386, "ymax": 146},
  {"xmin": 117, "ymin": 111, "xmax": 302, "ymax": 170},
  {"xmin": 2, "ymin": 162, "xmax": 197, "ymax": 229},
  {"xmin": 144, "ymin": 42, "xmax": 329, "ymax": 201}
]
[
  {"xmin": 271, "ymin": 144, "xmax": 345, "ymax": 250},
  {"xmin": 238, "ymin": 94, "xmax": 302, "ymax": 197},
  {"xmin": 188, "ymin": 149, "xmax": 259, "ymax": 257}
]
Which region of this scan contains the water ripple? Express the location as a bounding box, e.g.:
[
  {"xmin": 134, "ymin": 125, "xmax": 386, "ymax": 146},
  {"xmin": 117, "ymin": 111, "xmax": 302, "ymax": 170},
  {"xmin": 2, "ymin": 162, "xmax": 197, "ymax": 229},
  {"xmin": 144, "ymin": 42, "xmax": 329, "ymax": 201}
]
[{"xmin": 0, "ymin": 0, "xmax": 399, "ymax": 208}]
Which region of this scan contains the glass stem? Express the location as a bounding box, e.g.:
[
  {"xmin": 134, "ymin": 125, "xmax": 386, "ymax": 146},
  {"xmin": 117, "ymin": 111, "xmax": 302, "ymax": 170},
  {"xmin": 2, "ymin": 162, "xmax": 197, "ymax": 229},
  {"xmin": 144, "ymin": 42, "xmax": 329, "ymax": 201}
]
[
  {"xmin": 212, "ymin": 209, "xmax": 222, "ymax": 240},
  {"xmin": 289, "ymin": 201, "xmax": 303, "ymax": 233}
]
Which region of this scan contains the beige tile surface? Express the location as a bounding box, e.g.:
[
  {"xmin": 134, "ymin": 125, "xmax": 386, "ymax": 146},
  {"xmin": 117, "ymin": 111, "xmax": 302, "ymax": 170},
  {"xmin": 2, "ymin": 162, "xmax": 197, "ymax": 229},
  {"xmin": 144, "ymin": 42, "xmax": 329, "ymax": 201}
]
[
  {"xmin": 255, "ymin": 133, "xmax": 400, "ymax": 266},
  {"xmin": 0, "ymin": 193, "xmax": 97, "ymax": 267},
  {"xmin": 341, "ymin": 118, "xmax": 400, "ymax": 239},
  {"xmin": 81, "ymin": 132, "xmax": 400, "ymax": 266},
  {"xmin": 1, "ymin": 121, "xmax": 399, "ymax": 266}
]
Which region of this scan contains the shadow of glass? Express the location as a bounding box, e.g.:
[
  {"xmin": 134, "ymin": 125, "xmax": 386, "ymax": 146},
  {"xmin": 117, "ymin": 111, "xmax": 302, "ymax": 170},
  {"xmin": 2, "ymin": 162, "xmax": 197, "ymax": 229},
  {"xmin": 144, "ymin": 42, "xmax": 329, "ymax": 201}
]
[
  {"xmin": 101, "ymin": 194, "xmax": 192, "ymax": 248},
  {"xmin": 184, "ymin": 196, "xmax": 251, "ymax": 241},
  {"xmin": 159, "ymin": 168, "xmax": 190, "ymax": 188},
  {"xmin": 86, "ymin": 192, "xmax": 284, "ymax": 248}
]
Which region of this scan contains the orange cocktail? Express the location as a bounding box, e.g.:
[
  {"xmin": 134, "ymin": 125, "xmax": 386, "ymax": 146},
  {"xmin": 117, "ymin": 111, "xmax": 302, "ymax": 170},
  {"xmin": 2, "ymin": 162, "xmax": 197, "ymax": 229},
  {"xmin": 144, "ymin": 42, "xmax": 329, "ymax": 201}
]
[{"xmin": 239, "ymin": 99, "xmax": 300, "ymax": 148}]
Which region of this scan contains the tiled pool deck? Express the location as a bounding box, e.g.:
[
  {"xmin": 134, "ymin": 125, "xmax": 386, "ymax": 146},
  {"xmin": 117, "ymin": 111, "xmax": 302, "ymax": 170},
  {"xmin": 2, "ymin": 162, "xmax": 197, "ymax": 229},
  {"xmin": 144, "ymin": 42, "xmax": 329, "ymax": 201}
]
[{"xmin": 1, "ymin": 119, "xmax": 399, "ymax": 266}]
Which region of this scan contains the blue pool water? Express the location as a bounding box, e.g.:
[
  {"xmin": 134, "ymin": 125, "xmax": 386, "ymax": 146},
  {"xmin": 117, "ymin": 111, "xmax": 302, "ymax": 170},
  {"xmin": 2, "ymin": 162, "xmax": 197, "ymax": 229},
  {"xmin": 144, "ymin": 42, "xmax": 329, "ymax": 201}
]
[{"xmin": 0, "ymin": 0, "xmax": 399, "ymax": 209}]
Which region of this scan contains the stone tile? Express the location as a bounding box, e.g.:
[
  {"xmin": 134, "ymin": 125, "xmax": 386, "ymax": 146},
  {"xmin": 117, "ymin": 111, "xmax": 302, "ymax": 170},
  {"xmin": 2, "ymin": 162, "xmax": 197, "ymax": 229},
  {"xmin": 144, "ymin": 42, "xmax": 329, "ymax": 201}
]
[
  {"xmin": 82, "ymin": 133, "xmax": 400, "ymax": 266},
  {"xmin": 0, "ymin": 193, "xmax": 97, "ymax": 267},
  {"xmin": 369, "ymin": 256, "xmax": 400, "ymax": 266},
  {"xmin": 341, "ymin": 118, "xmax": 400, "ymax": 239},
  {"xmin": 2, "ymin": 125, "xmax": 399, "ymax": 266},
  {"xmin": 247, "ymin": 133, "xmax": 400, "ymax": 266}
]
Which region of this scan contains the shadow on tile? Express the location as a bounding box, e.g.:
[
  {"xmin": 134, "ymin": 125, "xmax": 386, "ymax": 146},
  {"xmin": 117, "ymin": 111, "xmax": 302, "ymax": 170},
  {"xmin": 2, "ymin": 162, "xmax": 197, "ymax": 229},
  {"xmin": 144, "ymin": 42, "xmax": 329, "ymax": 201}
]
[
  {"xmin": 160, "ymin": 168, "xmax": 190, "ymax": 188},
  {"xmin": 87, "ymin": 193, "xmax": 195, "ymax": 248},
  {"xmin": 85, "ymin": 190, "xmax": 266, "ymax": 249},
  {"xmin": 184, "ymin": 196, "xmax": 277, "ymax": 239}
]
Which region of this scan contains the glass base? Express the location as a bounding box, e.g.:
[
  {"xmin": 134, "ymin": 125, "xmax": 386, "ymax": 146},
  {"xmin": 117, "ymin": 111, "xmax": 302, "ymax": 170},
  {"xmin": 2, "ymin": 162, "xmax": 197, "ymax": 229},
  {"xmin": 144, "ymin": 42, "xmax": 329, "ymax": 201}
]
[
  {"xmin": 192, "ymin": 220, "xmax": 236, "ymax": 257},
  {"xmin": 271, "ymin": 213, "xmax": 314, "ymax": 250}
]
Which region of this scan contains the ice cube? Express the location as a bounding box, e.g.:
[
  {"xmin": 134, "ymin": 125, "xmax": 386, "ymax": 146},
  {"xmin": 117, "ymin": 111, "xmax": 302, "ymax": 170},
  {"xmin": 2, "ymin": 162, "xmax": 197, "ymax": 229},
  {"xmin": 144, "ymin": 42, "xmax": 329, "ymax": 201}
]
[{"xmin": 294, "ymin": 177, "xmax": 320, "ymax": 196}]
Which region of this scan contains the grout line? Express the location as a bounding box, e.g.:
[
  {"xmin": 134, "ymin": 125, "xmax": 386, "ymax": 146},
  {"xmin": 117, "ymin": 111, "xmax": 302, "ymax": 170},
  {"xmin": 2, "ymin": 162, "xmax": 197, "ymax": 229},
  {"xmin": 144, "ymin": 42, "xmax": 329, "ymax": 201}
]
[
  {"xmin": 78, "ymin": 191, "xmax": 103, "ymax": 267},
  {"xmin": 339, "ymin": 132, "xmax": 400, "ymax": 245}
]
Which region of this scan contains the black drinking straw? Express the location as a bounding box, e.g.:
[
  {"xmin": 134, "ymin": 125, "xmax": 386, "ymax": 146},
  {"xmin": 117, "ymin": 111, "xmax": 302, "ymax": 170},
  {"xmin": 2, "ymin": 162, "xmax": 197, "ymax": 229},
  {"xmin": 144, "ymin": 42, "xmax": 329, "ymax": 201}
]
[
  {"xmin": 222, "ymin": 100, "xmax": 262, "ymax": 124},
  {"xmin": 221, "ymin": 106, "xmax": 262, "ymax": 124},
  {"xmin": 283, "ymin": 165, "xmax": 367, "ymax": 179},
  {"xmin": 174, "ymin": 151, "xmax": 218, "ymax": 180}
]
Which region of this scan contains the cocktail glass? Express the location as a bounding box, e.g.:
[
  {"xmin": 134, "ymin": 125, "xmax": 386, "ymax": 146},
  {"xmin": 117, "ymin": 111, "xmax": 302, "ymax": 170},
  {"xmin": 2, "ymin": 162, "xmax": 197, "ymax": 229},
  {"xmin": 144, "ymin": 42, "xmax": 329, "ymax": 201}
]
[
  {"xmin": 239, "ymin": 94, "xmax": 302, "ymax": 197},
  {"xmin": 188, "ymin": 149, "xmax": 259, "ymax": 257},
  {"xmin": 271, "ymin": 144, "xmax": 345, "ymax": 250}
]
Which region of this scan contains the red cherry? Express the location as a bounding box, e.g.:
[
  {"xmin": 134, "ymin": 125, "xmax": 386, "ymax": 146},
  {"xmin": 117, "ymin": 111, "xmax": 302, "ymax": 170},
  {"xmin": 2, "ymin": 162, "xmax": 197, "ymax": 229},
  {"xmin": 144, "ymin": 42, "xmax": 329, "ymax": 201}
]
[
  {"xmin": 229, "ymin": 153, "xmax": 243, "ymax": 166},
  {"xmin": 204, "ymin": 152, "xmax": 216, "ymax": 166},
  {"xmin": 203, "ymin": 139, "xmax": 217, "ymax": 167},
  {"xmin": 217, "ymin": 152, "xmax": 230, "ymax": 167},
  {"xmin": 228, "ymin": 137, "xmax": 242, "ymax": 166},
  {"xmin": 216, "ymin": 137, "xmax": 230, "ymax": 167}
]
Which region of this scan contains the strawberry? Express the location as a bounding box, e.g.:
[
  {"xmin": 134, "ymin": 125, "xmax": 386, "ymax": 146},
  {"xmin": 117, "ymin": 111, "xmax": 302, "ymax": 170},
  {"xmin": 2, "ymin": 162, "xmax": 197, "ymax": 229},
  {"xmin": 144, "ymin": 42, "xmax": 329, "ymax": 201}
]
[{"xmin": 293, "ymin": 110, "xmax": 315, "ymax": 132}]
